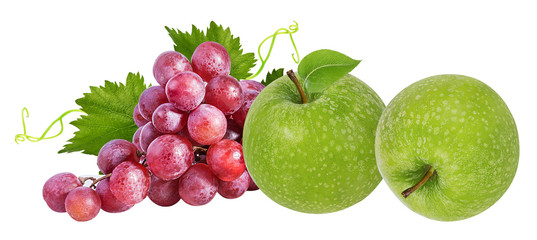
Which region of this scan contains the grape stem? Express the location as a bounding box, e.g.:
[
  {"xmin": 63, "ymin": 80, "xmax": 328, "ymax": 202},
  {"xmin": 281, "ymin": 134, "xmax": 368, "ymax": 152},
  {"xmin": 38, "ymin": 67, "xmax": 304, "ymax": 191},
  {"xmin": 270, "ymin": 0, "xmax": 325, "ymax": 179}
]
[
  {"xmin": 193, "ymin": 146, "xmax": 208, "ymax": 153},
  {"xmin": 136, "ymin": 150, "xmax": 145, "ymax": 157},
  {"xmin": 78, "ymin": 174, "xmax": 112, "ymax": 189},
  {"xmin": 89, "ymin": 173, "xmax": 112, "ymax": 189},
  {"xmin": 78, "ymin": 176, "xmax": 96, "ymax": 185},
  {"xmin": 401, "ymin": 165, "xmax": 436, "ymax": 198},
  {"xmin": 287, "ymin": 70, "xmax": 308, "ymax": 104}
]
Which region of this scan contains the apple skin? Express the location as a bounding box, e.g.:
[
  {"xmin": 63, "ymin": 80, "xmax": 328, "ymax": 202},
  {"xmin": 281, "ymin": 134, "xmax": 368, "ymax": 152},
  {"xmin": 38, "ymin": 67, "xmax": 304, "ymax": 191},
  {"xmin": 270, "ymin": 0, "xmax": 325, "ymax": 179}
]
[
  {"xmin": 375, "ymin": 74, "xmax": 519, "ymax": 221},
  {"xmin": 243, "ymin": 74, "xmax": 385, "ymax": 213}
]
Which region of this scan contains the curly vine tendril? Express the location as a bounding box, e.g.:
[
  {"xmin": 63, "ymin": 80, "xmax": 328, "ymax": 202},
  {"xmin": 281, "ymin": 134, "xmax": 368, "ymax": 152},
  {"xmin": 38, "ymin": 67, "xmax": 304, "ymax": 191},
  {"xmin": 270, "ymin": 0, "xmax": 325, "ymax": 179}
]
[
  {"xmin": 247, "ymin": 21, "xmax": 300, "ymax": 80},
  {"xmin": 14, "ymin": 107, "xmax": 85, "ymax": 144},
  {"xmin": 15, "ymin": 23, "xmax": 299, "ymax": 143}
]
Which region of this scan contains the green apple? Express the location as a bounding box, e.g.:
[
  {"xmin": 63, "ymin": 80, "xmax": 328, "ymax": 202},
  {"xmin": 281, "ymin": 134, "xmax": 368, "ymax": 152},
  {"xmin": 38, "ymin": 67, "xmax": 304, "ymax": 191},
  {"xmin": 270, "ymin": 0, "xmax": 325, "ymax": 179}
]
[
  {"xmin": 375, "ymin": 74, "xmax": 519, "ymax": 221},
  {"xmin": 243, "ymin": 73, "xmax": 385, "ymax": 213}
]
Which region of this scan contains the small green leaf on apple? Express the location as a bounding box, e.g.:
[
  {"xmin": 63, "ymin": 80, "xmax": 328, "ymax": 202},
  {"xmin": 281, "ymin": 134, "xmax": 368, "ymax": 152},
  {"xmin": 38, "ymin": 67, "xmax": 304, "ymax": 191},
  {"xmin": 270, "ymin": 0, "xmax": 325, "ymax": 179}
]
[{"xmin": 297, "ymin": 49, "xmax": 361, "ymax": 93}]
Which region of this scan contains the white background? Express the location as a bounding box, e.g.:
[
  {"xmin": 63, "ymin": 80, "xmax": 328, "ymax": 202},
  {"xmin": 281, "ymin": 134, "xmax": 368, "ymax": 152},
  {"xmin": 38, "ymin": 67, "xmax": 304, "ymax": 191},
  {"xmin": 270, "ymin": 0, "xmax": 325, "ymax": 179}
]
[{"xmin": 1, "ymin": 0, "xmax": 535, "ymax": 239}]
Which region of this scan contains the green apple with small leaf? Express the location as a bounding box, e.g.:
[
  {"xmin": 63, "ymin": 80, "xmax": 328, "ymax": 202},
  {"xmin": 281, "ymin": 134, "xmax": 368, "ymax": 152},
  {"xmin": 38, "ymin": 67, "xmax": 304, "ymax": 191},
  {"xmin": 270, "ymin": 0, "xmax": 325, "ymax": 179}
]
[
  {"xmin": 375, "ymin": 74, "xmax": 519, "ymax": 221},
  {"xmin": 243, "ymin": 50, "xmax": 385, "ymax": 213}
]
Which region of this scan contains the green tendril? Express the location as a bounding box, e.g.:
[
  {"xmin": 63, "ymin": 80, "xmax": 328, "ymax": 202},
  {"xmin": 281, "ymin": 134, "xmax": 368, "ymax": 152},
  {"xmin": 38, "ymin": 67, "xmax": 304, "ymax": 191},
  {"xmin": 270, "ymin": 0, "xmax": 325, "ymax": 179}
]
[
  {"xmin": 247, "ymin": 21, "xmax": 301, "ymax": 80},
  {"xmin": 15, "ymin": 107, "xmax": 85, "ymax": 144}
]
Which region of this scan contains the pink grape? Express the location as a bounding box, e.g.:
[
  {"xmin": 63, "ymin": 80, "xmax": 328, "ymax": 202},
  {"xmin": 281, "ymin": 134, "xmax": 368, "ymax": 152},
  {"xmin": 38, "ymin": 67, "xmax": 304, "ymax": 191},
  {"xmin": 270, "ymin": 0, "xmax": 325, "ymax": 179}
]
[
  {"xmin": 133, "ymin": 104, "xmax": 149, "ymax": 127},
  {"xmin": 195, "ymin": 152, "xmax": 207, "ymax": 164},
  {"xmin": 97, "ymin": 139, "xmax": 140, "ymax": 174},
  {"xmin": 223, "ymin": 119, "xmax": 242, "ymax": 142},
  {"xmin": 153, "ymin": 51, "xmax": 193, "ymax": 87},
  {"xmin": 166, "ymin": 71, "xmax": 205, "ymax": 112},
  {"xmin": 206, "ymin": 139, "xmax": 245, "ymax": 181},
  {"xmin": 232, "ymin": 89, "xmax": 260, "ymax": 127},
  {"xmin": 139, "ymin": 122, "xmax": 164, "ymax": 152},
  {"xmin": 217, "ymin": 170, "xmax": 250, "ymax": 199},
  {"xmin": 187, "ymin": 104, "xmax": 227, "ymax": 145},
  {"xmin": 239, "ymin": 80, "xmax": 265, "ymax": 93},
  {"xmin": 65, "ymin": 186, "xmax": 101, "ymax": 222},
  {"xmin": 178, "ymin": 163, "xmax": 218, "ymax": 206},
  {"xmin": 138, "ymin": 86, "xmax": 168, "ymax": 120},
  {"xmin": 95, "ymin": 178, "xmax": 133, "ymax": 213},
  {"xmin": 247, "ymin": 171, "xmax": 259, "ymax": 191},
  {"xmin": 178, "ymin": 127, "xmax": 203, "ymax": 147},
  {"xmin": 148, "ymin": 175, "xmax": 181, "ymax": 207},
  {"xmin": 132, "ymin": 127, "xmax": 143, "ymax": 151},
  {"xmin": 205, "ymin": 75, "xmax": 243, "ymax": 115},
  {"xmin": 191, "ymin": 41, "xmax": 231, "ymax": 82},
  {"xmin": 109, "ymin": 161, "xmax": 150, "ymax": 205},
  {"xmin": 43, "ymin": 172, "xmax": 82, "ymax": 212},
  {"xmin": 146, "ymin": 134, "xmax": 193, "ymax": 181},
  {"xmin": 152, "ymin": 103, "xmax": 188, "ymax": 134}
]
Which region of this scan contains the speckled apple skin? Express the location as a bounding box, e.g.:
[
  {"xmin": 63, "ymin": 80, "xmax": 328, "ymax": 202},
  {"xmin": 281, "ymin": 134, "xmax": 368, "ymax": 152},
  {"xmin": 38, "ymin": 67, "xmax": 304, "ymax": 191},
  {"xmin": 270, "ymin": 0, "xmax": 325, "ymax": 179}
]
[
  {"xmin": 375, "ymin": 74, "xmax": 519, "ymax": 221},
  {"xmin": 243, "ymin": 74, "xmax": 385, "ymax": 213}
]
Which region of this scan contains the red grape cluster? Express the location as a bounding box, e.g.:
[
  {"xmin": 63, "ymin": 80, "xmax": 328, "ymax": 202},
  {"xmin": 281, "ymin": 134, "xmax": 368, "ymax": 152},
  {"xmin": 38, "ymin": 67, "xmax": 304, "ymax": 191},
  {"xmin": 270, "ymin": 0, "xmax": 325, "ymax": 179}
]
[{"xmin": 42, "ymin": 41, "xmax": 265, "ymax": 221}]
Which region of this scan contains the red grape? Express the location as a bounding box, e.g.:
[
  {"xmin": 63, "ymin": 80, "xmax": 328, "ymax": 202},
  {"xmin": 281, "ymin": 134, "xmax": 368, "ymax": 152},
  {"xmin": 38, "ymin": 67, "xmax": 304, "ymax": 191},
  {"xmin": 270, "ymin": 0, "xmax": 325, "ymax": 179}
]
[
  {"xmin": 152, "ymin": 103, "xmax": 188, "ymax": 134},
  {"xmin": 191, "ymin": 41, "xmax": 231, "ymax": 82},
  {"xmin": 195, "ymin": 153, "xmax": 207, "ymax": 164},
  {"xmin": 133, "ymin": 104, "xmax": 149, "ymax": 127},
  {"xmin": 132, "ymin": 126, "xmax": 143, "ymax": 151},
  {"xmin": 239, "ymin": 80, "xmax": 265, "ymax": 93},
  {"xmin": 223, "ymin": 119, "xmax": 242, "ymax": 142},
  {"xmin": 188, "ymin": 104, "xmax": 227, "ymax": 145},
  {"xmin": 178, "ymin": 163, "xmax": 218, "ymax": 206},
  {"xmin": 218, "ymin": 170, "xmax": 249, "ymax": 199},
  {"xmin": 205, "ymin": 75, "xmax": 243, "ymax": 115},
  {"xmin": 153, "ymin": 51, "xmax": 193, "ymax": 87},
  {"xmin": 247, "ymin": 171, "xmax": 259, "ymax": 191},
  {"xmin": 232, "ymin": 89, "xmax": 260, "ymax": 127},
  {"xmin": 97, "ymin": 139, "xmax": 140, "ymax": 174},
  {"xmin": 178, "ymin": 127, "xmax": 204, "ymax": 147},
  {"xmin": 109, "ymin": 161, "xmax": 150, "ymax": 205},
  {"xmin": 148, "ymin": 175, "xmax": 181, "ymax": 207},
  {"xmin": 206, "ymin": 139, "xmax": 245, "ymax": 181},
  {"xmin": 95, "ymin": 178, "xmax": 133, "ymax": 213},
  {"xmin": 65, "ymin": 186, "xmax": 101, "ymax": 222},
  {"xmin": 43, "ymin": 172, "xmax": 82, "ymax": 212},
  {"xmin": 146, "ymin": 134, "xmax": 193, "ymax": 181},
  {"xmin": 139, "ymin": 122, "xmax": 164, "ymax": 152},
  {"xmin": 138, "ymin": 86, "xmax": 168, "ymax": 120},
  {"xmin": 166, "ymin": 71, "xmax": 205, "ymax": 112}
]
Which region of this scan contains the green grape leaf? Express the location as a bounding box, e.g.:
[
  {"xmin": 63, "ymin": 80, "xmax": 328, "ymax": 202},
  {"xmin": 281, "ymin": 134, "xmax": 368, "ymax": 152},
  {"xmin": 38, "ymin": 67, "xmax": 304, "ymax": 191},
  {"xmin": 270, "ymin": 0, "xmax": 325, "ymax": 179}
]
[
  {"xmin": 297, "ymin": 49, "xmax": 361, "ymax": 93},
  {"xmin": 261, "ymin": 68, "xmax": 284, "ymax": 86},
  {"xmin": 165, "ymin": 21, "xmax": 257, "ymax": 80},
  {"xmin": 59, "ymin": 72, "xmax": 148, "ymax": 155}
]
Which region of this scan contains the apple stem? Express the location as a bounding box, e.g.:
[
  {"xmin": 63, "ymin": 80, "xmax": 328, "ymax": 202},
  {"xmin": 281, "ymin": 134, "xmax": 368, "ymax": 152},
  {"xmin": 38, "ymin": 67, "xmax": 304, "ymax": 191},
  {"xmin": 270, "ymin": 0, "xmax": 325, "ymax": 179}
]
[
  {"xmin": 401, "ymin": 165, "xmax": 436, "ymax": 198},
  {"xmin": 286, "ymin": 70, "xmax": 308, "ymax": 104}
]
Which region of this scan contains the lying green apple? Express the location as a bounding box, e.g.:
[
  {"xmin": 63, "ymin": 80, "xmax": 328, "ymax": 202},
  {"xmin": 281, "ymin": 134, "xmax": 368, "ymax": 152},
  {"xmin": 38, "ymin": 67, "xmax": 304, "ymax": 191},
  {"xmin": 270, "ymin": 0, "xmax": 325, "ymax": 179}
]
[
  {"xmin": 375, "ymin": 74, "xmax": 519, "ymax": 221},
  {"xmin": 243, "ymin": 73, "xmax": 385, "ymax": 213}
]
